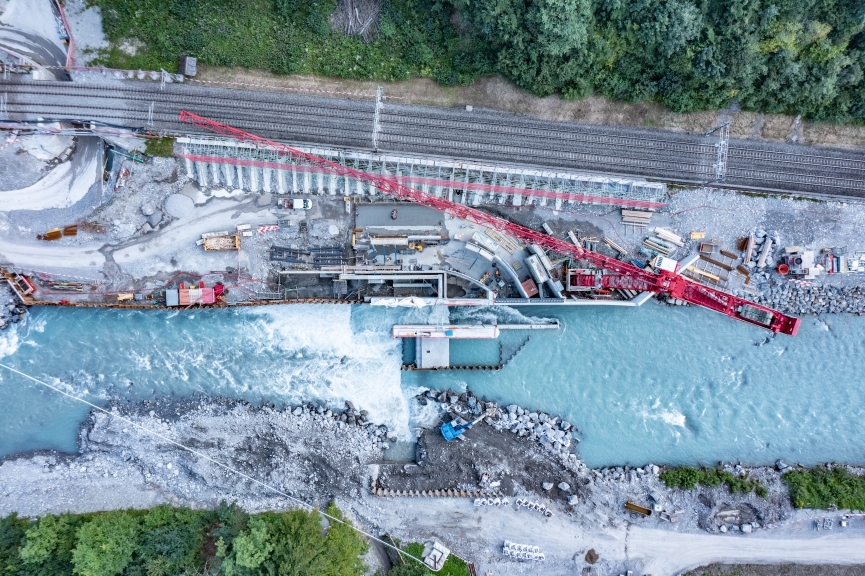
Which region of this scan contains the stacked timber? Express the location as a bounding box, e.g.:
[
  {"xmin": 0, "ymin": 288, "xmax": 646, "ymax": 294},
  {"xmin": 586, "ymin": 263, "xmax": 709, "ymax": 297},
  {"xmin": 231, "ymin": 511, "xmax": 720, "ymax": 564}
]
[
  {"xmin": 603, "ymin": 237, "xmax": 629, "ymax": 256},
  {"xmin": 621, "ymin": 209, "xmax": 653, "ymax": 227},
  {"xmin": 654, "ymin": 228, "xmax": 685, "ymax": 247},
  {"xmin": 643, "ymin": 236, "xmax": 674, "ymax": 256}
]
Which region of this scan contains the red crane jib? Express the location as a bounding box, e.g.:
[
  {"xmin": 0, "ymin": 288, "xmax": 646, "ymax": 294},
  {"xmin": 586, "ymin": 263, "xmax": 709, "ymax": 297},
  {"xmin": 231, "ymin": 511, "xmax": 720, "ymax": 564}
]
[{"xmin": 177, "ymin": 110, "xmax": 800, "ymax": 336}]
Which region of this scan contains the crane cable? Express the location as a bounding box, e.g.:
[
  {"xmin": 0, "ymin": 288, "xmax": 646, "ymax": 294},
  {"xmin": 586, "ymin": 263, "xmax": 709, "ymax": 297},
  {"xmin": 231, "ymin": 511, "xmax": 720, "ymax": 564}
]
[{"xmin": 0, "ymin": 362, "xmax": 426, "ymax": 567}]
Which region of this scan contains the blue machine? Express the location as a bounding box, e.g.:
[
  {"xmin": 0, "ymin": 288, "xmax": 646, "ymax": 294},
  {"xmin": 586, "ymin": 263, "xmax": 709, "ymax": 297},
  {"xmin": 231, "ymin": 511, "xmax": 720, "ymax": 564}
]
[{"xmin": 440, "ymin": 414, "xmax": 486, "ymax": 441}]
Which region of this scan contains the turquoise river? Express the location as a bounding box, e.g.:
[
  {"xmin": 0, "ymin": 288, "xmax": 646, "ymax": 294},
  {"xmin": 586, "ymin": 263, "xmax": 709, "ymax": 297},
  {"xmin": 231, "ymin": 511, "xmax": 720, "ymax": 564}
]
[{"xmin": 0, "ymin": 302, "xmax": 863, "ymax": 468}]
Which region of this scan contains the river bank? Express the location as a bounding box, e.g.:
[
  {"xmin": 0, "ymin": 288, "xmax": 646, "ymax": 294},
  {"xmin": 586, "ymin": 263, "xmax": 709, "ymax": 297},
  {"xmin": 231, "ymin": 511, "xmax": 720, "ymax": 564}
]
[{"xmin": 3, "ymin": 393, "xmax": 865, "ymax": 575}]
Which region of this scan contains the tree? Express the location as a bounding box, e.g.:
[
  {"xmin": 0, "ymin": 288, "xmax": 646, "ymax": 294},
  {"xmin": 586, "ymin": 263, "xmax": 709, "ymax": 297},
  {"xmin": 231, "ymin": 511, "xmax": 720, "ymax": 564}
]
[
  {"xmin": 232, "ymin": 516, "xmax": 273, "ymax": 572},
  {"xmin": 0, "ymin": 514, "xmax": 28, "ymax": 576},
  {"xmin": 319, "ymin": 503, "xmax": 368, "ymax": 576},
  {"xmin": 19, "ymin": 513, "xmax": 85, "ymax": 576},
  {"xmin": 71, "ymin": 512, "xmax": 140, "ymax": 576},
  {"xmin": 526, "ymin": 0, "xmax": 592, "ymax": 57},
  {"xmin": 134, "ymin": 505, "xmax": 208, "ymax": 576},
  {"xmin": 217, "ymin": 504, "xmax": 367, "ymax": 576},
  {"xmin": 458, "ymin": 0, "xmax": 595, "ymax": 96}
]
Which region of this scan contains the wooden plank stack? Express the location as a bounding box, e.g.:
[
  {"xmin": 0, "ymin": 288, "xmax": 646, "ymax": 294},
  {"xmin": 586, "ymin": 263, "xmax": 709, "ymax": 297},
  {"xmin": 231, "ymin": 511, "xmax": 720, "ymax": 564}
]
[{"xmin": 621, "ymin": 209, "xmax": 653, "ymax": 228}]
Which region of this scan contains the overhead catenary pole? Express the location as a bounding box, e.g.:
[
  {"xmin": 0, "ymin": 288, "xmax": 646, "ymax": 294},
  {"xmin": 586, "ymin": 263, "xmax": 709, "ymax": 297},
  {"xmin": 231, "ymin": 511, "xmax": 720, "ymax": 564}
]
[
  {"xmin": 372, "ymin": 86, "xmax": 383, "ymax": 151},
  {"xmin": 706, "ymin": 121, "xmax": 731, "ymax": 182},
  {"xmin": 177, "ymin": 110, "xmax": 800, "ymax": 335}
]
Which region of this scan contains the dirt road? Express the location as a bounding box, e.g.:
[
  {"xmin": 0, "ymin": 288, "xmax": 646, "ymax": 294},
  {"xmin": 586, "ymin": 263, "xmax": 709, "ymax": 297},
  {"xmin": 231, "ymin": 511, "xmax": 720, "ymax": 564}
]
[{"xmin": 629, "ymin": 528, "xmax": 865, "ymax": 575}]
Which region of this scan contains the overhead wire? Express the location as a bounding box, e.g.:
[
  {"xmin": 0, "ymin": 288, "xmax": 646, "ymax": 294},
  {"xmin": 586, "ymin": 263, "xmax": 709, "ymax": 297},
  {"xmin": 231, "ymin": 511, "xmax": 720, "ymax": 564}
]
[{"xmin": 0, "ymin": 362, "xmax": 426, "ymax": 567}]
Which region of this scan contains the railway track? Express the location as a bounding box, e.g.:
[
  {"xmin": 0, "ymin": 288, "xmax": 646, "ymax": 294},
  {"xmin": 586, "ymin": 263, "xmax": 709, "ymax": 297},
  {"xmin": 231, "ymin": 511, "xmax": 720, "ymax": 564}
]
[{"xmin": 3, "ymin": 78, "xmax": 864, "ymax": 197}]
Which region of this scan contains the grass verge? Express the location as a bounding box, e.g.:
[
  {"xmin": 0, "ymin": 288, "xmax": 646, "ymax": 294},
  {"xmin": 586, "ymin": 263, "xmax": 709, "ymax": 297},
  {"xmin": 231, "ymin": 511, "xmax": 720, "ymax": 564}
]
[{"xmin": 387, "ymin": 542, "xmax": 470, "ymax": 576}]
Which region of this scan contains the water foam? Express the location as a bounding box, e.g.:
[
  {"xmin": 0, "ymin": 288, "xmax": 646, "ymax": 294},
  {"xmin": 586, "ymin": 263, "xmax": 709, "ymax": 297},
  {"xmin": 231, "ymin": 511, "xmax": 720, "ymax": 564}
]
[
  {"xmin": 641, "ymin": 399, "xmax": 687, "ymax": 428},
  {"xmin": 450, "ymin": 305, "xmax": 553, "ymax": 325},
  {"xmin": 0, "ymin": 327, "xmax": 20, "ymax": 360},
  {"xmin": 232, "ymin": 306, "xmax": 409, "ymax": 437}
]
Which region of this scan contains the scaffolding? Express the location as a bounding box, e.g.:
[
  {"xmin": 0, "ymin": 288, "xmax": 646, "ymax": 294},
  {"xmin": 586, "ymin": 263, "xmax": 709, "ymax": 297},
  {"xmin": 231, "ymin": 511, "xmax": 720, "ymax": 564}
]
[{"xmin": 176, "ymin": 137, "xmax": 668, "ymax": 210}]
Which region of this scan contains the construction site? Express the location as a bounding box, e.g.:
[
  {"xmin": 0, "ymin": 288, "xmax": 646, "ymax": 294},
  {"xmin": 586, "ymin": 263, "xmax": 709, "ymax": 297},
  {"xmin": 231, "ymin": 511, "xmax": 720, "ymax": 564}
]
[
  {"xmin": 1, "ymin": 102, "xmax": 812, "ymax": 339},
  {"xmin": 3, "ymin": 3, "xmax": 865, "ymax": 339},
  {"xmin": 6, "ymin": 3, "xmax": 865, "ymax": 575}
]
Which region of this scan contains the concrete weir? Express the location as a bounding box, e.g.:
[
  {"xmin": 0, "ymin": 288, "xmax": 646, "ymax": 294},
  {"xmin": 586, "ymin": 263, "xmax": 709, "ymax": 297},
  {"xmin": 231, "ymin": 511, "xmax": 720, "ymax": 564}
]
[{"xmin": 393, "ymin": 322, "xmax": 559, "ymax": 370}]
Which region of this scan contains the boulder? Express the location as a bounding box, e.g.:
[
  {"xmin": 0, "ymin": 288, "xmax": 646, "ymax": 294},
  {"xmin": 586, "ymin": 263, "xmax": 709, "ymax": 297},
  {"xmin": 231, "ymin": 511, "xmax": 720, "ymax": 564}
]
[
  {"xmin": 558, "ymin": 482, "xmax": 570, "ymax": 491},
  {"xmin": 542, "ymin": 482, "xmax": 554, "ymax": 491},
  {"xmin": 567, "ymin": 495, "xmax": 579, "ymax": 506}
]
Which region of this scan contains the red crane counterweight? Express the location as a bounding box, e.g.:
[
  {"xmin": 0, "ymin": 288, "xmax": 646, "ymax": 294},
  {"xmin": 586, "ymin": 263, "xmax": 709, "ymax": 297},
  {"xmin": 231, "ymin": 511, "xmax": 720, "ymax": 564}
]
[{"xmin": 177, "ymin": 110, "xmax": 800, "ymax": 336}]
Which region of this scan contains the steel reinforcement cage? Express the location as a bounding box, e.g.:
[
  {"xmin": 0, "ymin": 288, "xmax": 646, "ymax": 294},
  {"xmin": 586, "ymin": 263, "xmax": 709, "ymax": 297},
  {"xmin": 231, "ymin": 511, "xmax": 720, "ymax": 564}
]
[{"xmin": 176, "ymin": 137, "xmax": 668, "ymax": 211}]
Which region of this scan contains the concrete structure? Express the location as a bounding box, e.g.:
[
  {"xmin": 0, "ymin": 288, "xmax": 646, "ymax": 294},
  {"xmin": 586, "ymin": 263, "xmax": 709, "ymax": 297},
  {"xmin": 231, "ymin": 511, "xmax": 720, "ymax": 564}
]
[
  {"xmin": 176, "ymin": 138, "xmax": 668, "ymax": 211},
  {"xmin": 416, "ymin": 338, "xmax": 449, "ymax": 369}
]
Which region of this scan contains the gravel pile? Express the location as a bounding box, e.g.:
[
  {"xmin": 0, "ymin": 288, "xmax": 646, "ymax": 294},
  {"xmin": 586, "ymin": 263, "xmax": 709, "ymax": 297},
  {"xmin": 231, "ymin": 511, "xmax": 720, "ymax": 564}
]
[
  {"xmin": 420, "ymin": 388, "xmax": 580, "ymax": 463},
  {"xmin": 750, "ymin": 284, "xmax": 865, "ymax": 315},
  {"xmin": 0, "ymin": 283, "xmax": 26, "ymax": 330},
  {"xmin": 79, "ymin": 397, "xmax": 387, "ymax": 508}
]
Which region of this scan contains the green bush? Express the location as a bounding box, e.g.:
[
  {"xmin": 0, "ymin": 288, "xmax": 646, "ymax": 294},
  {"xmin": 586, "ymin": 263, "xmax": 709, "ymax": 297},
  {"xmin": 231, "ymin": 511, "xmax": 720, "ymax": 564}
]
[
  {"xmin": 0, "ymin": 502, "xmax": 368, "ymax": 576},
  {"xmin": 660, "ymin": 466, "xmax": 768, "ymax": 497},
  {"xmin": 144, "ymin": 137, "xmax": 175, "ymax": 158},
  {"xmin": 91, "ymin": 0, "xmax": 493, "ymax": 86},
  {"xmin": 784, "ymin": 466, "xmax": 865, "ymax": 510}
]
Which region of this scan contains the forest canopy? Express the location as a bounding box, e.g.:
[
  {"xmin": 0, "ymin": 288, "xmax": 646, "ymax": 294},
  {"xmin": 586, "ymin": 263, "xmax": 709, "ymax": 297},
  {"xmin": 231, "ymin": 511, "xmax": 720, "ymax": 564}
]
[
  {"xmin": 0, "ymin": 502, "xmax": 367, "ymax": 576},
  {"xmin": 93, "ymin": 0, "xmax": 865, "ymax": 123},
  {"xmin": 458, "ymin": 0, "xmax": 865, "ymax": 121}
]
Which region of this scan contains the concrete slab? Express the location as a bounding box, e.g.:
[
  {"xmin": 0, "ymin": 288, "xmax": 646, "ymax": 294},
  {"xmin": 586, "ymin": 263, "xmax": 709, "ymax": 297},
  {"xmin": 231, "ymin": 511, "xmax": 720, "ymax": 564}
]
[
  {"xmin": 356, "ymin": 203, "xmax": 444, "ymax": 231},
  {"xmin": 416, "ymin": 337, "xmax": 449, "ymax": 369}
]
